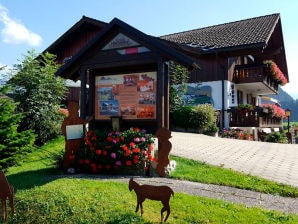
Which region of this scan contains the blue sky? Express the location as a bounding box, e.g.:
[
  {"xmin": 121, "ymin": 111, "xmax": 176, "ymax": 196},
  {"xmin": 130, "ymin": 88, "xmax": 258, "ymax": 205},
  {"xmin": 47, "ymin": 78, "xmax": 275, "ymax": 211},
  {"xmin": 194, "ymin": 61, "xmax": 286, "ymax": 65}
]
[{"xmin": 0, "ymin": 0, "xmax": 297, "ymax": 98}]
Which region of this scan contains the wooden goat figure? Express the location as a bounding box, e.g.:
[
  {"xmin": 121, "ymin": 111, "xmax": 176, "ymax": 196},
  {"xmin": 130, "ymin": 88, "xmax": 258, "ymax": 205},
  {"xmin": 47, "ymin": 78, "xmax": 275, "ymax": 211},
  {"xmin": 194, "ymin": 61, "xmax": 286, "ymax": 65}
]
[
  {"xmin": 0, "ymin": 171, "xmax": 14, "ymax": 222},
  {"xmin": 129, "ymin": 178, "xmax": 174, "ymax": 222}
]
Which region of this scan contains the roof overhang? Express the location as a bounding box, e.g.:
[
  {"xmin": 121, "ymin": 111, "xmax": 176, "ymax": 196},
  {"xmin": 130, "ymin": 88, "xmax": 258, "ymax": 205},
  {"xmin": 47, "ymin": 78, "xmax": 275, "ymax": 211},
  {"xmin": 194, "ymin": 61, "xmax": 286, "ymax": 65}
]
[{"xmin": 56, "ymin": 18, "xmax": 200, "ymax": 80}]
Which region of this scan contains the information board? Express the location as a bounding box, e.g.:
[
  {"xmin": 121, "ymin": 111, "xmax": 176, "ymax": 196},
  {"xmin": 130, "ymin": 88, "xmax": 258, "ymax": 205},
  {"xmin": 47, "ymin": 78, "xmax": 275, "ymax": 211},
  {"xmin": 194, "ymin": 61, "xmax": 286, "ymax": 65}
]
[{"xmin": 95, "ymin": 72, "xmax": 157, "ymax": 120}]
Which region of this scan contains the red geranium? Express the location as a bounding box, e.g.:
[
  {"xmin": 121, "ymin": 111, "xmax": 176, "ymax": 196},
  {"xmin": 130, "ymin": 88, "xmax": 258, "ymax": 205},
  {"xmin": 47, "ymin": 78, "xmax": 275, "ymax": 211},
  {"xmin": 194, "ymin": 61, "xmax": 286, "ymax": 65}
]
[
  {"xmin": 125, "ymin": 150, "xmax": 131, "ymax": 157},
  {"xmin": 126, "ymin": 160, "xmax": 132, "ymax": 166},
  {"xmin": 132, "ymin": 147, "xmax": 140, "ymax": 153},
  {"xmin": 129, "ymin": 142, "xmax": 136, "ymax": 148},
  {"xmin": 122, "ymin": 145, "xmax": 128, "ymax": 151}
]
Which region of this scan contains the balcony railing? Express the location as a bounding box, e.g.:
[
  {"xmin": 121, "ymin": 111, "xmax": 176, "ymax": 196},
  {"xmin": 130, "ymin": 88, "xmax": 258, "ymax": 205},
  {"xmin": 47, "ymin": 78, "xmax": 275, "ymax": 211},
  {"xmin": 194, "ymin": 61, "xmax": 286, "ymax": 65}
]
[
  {"xmin": 233, "ymin": 64, "xmax": 279, "ymax": 93},
  {"xmin": 229, "ymin": 107, "xmax": 282, "ymax": 128}
]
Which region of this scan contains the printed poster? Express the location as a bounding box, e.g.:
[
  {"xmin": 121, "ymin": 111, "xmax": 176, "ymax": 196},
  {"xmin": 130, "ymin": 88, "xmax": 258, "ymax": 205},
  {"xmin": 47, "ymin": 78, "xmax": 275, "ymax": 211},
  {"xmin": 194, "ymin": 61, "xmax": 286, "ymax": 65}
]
[{"xmin": 95, "ymin": 72, "xmax": 157, "ymax": 120}]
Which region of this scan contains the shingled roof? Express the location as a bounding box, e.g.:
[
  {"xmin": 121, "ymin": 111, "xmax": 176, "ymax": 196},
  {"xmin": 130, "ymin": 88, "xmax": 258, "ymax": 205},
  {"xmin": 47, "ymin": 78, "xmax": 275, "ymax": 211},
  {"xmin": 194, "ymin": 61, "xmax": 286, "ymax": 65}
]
[{"xmin": 161, "ymin": 14, "xmax": 280, "ymax": 52}]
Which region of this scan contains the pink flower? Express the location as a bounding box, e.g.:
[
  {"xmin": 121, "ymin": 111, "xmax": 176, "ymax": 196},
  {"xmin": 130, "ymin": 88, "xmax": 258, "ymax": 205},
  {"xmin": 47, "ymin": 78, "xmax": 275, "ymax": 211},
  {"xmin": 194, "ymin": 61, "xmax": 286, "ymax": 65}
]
[
  {"xmin": 115, "ymin": 161, "xmax": 122, "ymax": 166},
  {"xmin": 111, "ymin": 153, "xmax": 116, "ymax": 159},
  {"xmin": 141, "ymin": 137, "xmax": 146, "ymax": 142},
  {"xmin": 134, "ymin": 137, "xmax": 140, "ymax": 142}
]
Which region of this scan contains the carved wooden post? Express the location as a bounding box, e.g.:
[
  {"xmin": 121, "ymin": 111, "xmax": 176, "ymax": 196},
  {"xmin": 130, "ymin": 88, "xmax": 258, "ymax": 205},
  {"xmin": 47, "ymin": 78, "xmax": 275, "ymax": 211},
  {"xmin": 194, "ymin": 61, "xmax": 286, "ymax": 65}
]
[
  {"xmin": 61, "ymin": 101, "xmax": 86, "ymax": 170},
  {"xmin": 155, "ymin": 127, "xmax": 172, "ymax": 177}
]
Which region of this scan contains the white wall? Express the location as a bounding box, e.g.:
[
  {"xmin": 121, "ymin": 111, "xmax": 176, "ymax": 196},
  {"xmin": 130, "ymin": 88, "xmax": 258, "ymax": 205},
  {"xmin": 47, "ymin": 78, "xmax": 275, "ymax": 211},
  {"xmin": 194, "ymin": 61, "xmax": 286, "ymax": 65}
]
[{"xmin": 197, "ymin": 80, "xmax": 238, "ymax": 110}]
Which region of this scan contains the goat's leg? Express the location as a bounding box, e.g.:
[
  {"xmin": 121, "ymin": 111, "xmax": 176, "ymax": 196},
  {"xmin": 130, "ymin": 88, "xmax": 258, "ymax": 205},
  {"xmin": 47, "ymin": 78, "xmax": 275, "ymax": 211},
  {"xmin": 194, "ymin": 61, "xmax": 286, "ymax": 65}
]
[
  {"xmin": 135, "ymin": 201, "xmax": 139, "ymax": 213},
  {"xmin": 140, "ymin": 201, "xmax": 144, "ymax": 216},
  {"xmin": 161, "ymin": 201, "xmax": 171, "ymax": 222},
  {"xmin": 2, "ymin": 199, "xmax": 7, "ymax": 222},
  {"xmin": 136, "ymin": 198, "xmax": 145, "ymax": 216},
  {"xmin": 163, "ymin": 207, "xmax": 171, "ymax": 222}
]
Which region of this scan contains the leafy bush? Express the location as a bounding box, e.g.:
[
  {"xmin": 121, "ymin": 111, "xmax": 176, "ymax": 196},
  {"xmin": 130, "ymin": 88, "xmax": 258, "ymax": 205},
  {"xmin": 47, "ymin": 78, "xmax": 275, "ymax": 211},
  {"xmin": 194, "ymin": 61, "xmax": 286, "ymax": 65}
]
[
  {"xmin": 189, "ymin": 104, "xmax": 216, "ymax": 132},
  {"xmin": 172, "ymin": 106, "xmax": 193, "ymax": 128},
  {"xmin": 264, "ymin": 132, "xmax": 288, "ymax": 143},
  {"xmin": 73, "ymin": 128, "xmax": 155, "ymax": 174},
  {"xmin": 0, "ymin": 86, "xmax": 35, "ymax": 170},
  {"xmin": 203, "ymin": 124, "xmax": 219, "ymax": 136},
  {"xmin": 172, "ymin": 104, "xmax": 218, "ymax": 133}
]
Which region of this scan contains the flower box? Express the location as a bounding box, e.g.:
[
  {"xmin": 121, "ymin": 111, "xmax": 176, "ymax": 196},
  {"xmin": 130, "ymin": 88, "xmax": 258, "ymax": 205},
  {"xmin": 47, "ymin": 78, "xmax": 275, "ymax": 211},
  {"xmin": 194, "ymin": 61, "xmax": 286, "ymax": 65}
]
[{"xmin": 263, "ymin": 60, "xmax": 288, "ymax": 86}]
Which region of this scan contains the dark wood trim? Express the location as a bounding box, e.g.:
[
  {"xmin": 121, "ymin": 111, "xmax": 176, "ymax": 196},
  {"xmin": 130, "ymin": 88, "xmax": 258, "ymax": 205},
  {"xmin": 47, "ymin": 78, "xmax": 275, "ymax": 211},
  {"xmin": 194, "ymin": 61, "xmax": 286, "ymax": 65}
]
[
  {"xmin": 164, "ymin": 62, "xmax": 169, "ymax": 129},
  {"xmin": 157, "ymin": 58, "xmax": 164, "ymax": 129},
  {"xmin": 79, "ymin": 68, "xmax": 88, "ymax": 119},
  {"xmin": 88, "ymin": 70, "xmax": 95, "ymax": 120}
]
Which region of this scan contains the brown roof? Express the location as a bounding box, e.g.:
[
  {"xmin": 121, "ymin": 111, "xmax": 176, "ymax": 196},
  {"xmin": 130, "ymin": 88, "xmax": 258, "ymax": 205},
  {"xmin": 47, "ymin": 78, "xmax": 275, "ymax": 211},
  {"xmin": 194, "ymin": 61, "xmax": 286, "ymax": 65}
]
[
  {"xmin": 161, "ymin": 14, "xmax": 280, "ymax": 51},
  {"xmin": 43, "ymin": 16, "xmax": 107, "ymax": 55}
]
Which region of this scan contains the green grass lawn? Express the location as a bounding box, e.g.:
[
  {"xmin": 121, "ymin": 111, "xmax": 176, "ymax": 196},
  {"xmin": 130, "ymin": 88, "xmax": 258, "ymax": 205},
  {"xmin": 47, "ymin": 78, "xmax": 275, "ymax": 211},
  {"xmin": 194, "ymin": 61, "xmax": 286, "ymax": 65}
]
[
  {"xmin": 4, "ymin": 136, "xmax": 298, "ymax": 223},
  {"xmin": 169, "ymin": 156, "xmax": 298, "ymax": 197}
]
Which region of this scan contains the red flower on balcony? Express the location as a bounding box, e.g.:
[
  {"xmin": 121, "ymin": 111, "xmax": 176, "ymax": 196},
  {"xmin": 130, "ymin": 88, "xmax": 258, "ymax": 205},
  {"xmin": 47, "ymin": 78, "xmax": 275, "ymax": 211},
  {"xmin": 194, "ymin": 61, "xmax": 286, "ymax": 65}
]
[
  {"xmin": 263, "ymin": 60, "xmax": 288, "ymax": 86},
  {"xmin": 260, "ymin": 104, "xmax": 286, "ymax": 118}
]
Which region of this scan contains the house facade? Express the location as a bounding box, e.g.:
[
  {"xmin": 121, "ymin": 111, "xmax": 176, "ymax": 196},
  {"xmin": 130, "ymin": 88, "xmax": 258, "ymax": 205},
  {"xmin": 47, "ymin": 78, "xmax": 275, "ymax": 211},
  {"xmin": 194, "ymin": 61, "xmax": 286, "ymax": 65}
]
[
  {"xmin": 46, "ymin": 14, "xmax": 288, "ymax": 135},
  {"xmin": 161, "ymin": 13, "xmax": 288, "ymax": 133}
]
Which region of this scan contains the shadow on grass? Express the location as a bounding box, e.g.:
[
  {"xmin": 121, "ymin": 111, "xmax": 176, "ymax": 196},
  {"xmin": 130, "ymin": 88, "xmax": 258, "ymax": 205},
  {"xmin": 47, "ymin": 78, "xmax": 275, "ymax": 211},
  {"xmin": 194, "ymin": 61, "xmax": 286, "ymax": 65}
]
[
  {"xmin": 106, "ymin": 213, "xmax": 149, "ymax": 224},
  {"xmin": 6, "ymin": 168, "xmax": 64, "ymax": 191}
]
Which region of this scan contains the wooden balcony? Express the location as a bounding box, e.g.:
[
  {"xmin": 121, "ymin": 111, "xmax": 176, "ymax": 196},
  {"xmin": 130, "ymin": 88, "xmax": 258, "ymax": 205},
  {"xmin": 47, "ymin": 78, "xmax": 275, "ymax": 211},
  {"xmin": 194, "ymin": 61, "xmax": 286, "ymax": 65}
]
[
  {"xmin": 233, "ymin": 64, "xmax": 279, "ymax": 94},
  {"xmin": 229, "ymin": 108, "xmax": 282, "ymax": 128}
]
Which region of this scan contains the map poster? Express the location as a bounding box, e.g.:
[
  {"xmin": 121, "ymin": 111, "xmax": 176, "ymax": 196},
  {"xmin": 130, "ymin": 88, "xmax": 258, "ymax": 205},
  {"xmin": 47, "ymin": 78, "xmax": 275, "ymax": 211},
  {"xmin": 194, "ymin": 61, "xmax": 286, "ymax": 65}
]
[{"xmin": 95, "ymin": 72, "xmax": 157, "ymax": 120}]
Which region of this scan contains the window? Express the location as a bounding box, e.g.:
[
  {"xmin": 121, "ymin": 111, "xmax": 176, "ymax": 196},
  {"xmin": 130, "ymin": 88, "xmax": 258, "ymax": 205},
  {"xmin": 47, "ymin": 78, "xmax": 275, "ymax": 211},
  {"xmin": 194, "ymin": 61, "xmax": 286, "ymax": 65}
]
[{"xmin": 237, "ymin": 90, "xmax": 243, "ymax": 104}]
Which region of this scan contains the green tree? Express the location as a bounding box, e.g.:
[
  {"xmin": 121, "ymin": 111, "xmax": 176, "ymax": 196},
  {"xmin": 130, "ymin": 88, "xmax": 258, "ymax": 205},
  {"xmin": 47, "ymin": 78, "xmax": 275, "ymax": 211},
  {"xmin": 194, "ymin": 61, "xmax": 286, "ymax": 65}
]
[
  {"xmin": 8, "ymin": 50, "xmax": 68, "ymax": 145},
  {"xmin": 0, "ymin": 86, "xmax": 35, "ymax": 170}
]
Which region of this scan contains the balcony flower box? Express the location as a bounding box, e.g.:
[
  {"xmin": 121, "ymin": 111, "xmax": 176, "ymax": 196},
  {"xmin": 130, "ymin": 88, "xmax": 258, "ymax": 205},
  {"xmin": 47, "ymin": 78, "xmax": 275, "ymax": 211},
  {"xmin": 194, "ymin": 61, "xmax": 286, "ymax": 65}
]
[
  {"xmin": 259, "ymin": 104, "xmax": 286, "ymax": 119},
  {"xmin": 263, "ymin": 60, "xmax": 288, "ymax": 86}
]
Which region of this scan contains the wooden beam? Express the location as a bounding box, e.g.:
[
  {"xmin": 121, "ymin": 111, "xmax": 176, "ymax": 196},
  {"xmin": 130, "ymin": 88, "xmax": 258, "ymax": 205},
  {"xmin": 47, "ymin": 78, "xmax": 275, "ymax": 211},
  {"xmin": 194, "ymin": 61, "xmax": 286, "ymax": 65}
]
[
  {"xmin": 164, "ymin": 62, "xmax": 169, "ymax": 129},
  {"xmin": 79, "ymin": 68, "xmax": 88, "ymax": 119},
  {"xmin": 157, "ymin": 58, "xmax": 164, "ymax": 129}
]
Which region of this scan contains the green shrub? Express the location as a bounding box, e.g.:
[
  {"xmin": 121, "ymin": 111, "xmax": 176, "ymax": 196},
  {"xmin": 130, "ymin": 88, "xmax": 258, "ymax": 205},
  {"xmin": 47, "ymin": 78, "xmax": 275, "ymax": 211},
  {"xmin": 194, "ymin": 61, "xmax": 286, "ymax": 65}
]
[
  {"xmin": 264, "ymin": 132, "xmax": 288, "ymax": 143},
  {"xmin": 172, "ymin": 104, "xmax": 218, "ymax": 133},
  {"xmin": 203, "ymin": 123, "xmax": 219, "ymax": 136},
  {"xmin": 172, "ymin": 106, "xmax": 193, "ymax": 128},
  {"xmin": 189, "ymin": 104, "xmax": 216, "ymax": 132}
]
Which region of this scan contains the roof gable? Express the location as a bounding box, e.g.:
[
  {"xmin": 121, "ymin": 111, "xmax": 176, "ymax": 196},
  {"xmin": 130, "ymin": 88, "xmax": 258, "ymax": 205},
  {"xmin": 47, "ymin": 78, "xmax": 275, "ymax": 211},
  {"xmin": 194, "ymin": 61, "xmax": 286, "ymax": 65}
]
[
  {"xmin": 44, "ymin": 16, "xmax": 107, "ymax": 56},
  {"xmin": 56, "ymin": 18, "xmax": 199, "ymax": 78}
]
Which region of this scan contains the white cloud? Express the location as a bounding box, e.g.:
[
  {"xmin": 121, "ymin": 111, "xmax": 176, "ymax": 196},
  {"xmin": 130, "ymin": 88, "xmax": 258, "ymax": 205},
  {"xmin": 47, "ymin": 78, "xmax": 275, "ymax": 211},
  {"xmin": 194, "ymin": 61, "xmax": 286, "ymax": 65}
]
[{"xmin": 0, "ymin": 4, "xmax": 42, "ymax": 46}]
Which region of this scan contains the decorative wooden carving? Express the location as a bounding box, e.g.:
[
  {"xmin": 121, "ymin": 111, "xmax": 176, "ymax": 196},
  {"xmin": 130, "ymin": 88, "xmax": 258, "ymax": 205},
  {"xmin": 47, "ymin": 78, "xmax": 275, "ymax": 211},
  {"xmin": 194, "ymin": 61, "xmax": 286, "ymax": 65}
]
[
  {"xmin": 0, "ymin": 171, "xmax": 14, "ymax": 222},
  {"xmin": 129, "ymin": 178, "xmax": 174, "ymax": 222},
  {"xmin": 155, "ymin": 127, "xmax": 172, "ymax": 177},
  {"xmin": 61, "ymin": 101, "xmax": 92, "ymax": 170}
]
